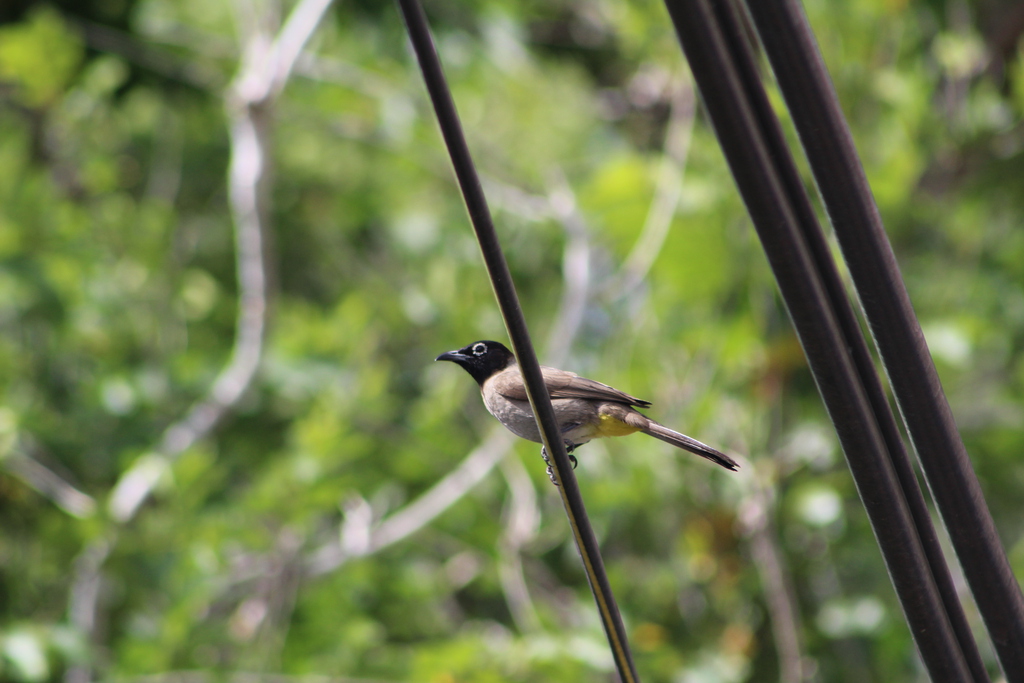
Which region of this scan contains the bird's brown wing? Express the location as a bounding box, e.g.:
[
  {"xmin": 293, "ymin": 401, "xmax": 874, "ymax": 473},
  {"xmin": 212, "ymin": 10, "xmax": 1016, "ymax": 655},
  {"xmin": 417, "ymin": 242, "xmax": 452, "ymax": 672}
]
[{"xmin": 489, "ymin": 365, "xmax": 652, "ymax": 408}]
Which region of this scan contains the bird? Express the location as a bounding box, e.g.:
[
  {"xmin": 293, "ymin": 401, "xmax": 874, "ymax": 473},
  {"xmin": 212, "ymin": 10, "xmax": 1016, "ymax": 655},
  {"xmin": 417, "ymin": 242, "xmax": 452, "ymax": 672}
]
[{"xmin": 435, "ymin": 340, "xmax": 738, "ymax": 475}]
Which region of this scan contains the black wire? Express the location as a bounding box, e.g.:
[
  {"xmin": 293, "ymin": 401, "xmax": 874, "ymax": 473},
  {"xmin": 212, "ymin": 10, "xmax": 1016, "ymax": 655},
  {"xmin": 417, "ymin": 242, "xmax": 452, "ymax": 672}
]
[
  {"xmin": 713, "ymin": 2, "xmax": 989, "ymax": 680},
  {"xmin": 662, "ymin": 0, "xmax": 979, "ymax": 679},
  {"xmin": 743, "ymin": 1, "xmax": 1024, "ymax": 679},
  {"xmin": 393, "ymin": 1, "xmax": 640, "ymax": 681}
]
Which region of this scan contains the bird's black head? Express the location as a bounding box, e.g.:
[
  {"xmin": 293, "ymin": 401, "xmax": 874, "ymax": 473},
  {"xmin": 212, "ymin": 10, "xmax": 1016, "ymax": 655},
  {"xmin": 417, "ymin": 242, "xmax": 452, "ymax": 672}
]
[{"xmin": 435, "ymin": 340, "xmax": 516, "ymax": 385}]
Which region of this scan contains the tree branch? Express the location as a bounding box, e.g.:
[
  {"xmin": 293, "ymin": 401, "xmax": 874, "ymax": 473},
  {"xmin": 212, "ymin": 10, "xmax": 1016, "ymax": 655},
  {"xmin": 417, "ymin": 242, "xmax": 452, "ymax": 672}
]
[
  {"xmin": 109, "ymin": 0, "xmax": 334, "ymax": 524},
  {"xmin": 68, "ymin": 4, "xmax": 335, "ymax": 682},
  {"xmin": 4, "ymin": 449, "xmax": 96, "ymax": 519},
  {"xmin": 739, "ymin": 474, "xmax": 808, "ymax": 681},
  {"xmin": 610, "ymin": 75, "xmax": 696, "ymax": 297},
  {"xmin": 306, "ymin": 427, "xmax": 517, "ymax": 576},
  {"xmin": 497, "ymin": 453, "xmax": 543, "ymax": 632}
]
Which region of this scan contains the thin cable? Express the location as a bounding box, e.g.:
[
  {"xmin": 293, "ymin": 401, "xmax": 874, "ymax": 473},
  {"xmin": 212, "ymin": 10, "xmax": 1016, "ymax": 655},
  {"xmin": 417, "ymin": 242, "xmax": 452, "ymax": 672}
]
[
  {"xmin": 743, "ymin": 1, "xmax": 1024, "ymax": 678},
  {"xmin": 661, "ymin": 0, "xmax": 976, "ymax": 679},
  {"xmin": 394, "ymin": 2, "xmax": 639, "ymax": 681}
]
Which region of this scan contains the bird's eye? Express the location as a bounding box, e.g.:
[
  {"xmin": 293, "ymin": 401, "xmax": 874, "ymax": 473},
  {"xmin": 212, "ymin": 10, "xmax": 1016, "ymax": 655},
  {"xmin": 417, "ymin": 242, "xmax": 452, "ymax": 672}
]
[{"xmin": 472, "ymin": 343, "xmax": 487, "ymax": 356}]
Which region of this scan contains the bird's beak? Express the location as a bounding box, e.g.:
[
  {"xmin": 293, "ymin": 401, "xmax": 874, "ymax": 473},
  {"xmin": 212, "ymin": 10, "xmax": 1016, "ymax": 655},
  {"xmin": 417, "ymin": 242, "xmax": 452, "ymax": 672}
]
[{"xmin": 435, "ymin": 350, "xmax": 465, "ymax": 362}]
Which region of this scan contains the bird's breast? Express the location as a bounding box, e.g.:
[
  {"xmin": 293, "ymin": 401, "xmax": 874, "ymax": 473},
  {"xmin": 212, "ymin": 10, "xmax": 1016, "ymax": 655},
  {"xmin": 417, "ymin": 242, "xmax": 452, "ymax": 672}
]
[{"xmin": 483, "ymin": 392, "xmax": 544, "ymax": 443}]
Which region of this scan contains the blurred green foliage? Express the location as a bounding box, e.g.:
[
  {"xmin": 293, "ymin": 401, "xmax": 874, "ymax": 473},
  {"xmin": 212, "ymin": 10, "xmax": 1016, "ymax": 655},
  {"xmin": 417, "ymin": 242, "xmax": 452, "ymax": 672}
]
[{"xmin": 0, "ymin": 0, "xmax": 1022, "ymax": 681}]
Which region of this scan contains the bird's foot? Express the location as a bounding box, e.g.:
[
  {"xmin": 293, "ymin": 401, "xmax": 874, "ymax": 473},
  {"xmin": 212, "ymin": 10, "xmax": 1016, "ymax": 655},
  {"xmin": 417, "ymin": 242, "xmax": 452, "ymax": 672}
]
[
  {"xmin": 540, "ymin": 446, "xmax": 558, "ymax": 486},
  {"xmin": 565, "ymin": 440, "xmax": 578, "ymax": 469},
  {"xmin": 540, "ymin": 441, "xmax": 578, "ymax": 485}
]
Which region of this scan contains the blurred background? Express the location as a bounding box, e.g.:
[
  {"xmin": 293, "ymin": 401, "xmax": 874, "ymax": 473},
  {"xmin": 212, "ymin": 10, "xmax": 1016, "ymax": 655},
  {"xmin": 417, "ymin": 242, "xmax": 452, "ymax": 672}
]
[{"xmin": 1, "ymin": 0, "xmax": 1023, "ymax": 681}]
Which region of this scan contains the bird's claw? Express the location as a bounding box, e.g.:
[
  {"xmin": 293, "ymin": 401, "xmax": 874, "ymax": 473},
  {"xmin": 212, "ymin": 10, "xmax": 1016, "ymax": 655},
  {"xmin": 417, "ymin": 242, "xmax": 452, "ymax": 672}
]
[
  {"xmin": 540, "ymin": 446, "xmax": 557, "ymax": 485},
  {"xmin": 540, "ymin": 441, "xmax": 578, "ymax": 486}
]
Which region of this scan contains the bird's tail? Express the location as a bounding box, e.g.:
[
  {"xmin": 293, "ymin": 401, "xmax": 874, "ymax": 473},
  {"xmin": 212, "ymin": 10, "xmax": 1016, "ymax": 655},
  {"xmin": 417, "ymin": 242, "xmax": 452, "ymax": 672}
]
[{"xmin": 641, "ymin": 421, "xmax": 739, "ymax": 471}]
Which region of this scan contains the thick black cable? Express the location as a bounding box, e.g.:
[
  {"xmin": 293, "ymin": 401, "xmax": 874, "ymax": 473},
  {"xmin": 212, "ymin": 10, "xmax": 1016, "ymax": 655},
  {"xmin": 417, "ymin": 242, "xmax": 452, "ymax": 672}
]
[
  {"xmin": 743, "ymin": 1, "xmax": 1024, "ymax": 679},
  {"xmin": 662, "ymin": 0, "xmax": 976, "ymax": 679},
  {"xmin": 714, "ymin": 2, "xmax": 989, "ymax": 680},
  {"xmin": 394, "ymin": 1, "xmax": 640, "ymax": 681}
]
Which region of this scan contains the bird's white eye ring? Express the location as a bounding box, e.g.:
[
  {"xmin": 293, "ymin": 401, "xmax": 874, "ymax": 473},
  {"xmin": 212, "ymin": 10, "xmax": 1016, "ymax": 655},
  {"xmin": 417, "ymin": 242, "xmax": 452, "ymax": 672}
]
[{"xmin": 472, "ymin": 343, "xmax": 487, "ymax": 356}]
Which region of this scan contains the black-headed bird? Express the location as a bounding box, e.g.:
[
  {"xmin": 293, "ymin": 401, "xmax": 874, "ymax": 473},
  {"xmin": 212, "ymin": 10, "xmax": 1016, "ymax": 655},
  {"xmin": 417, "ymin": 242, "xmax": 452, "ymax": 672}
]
[{"xmin": 436, "ymin": 340, "xmax": 738, "ymax": 472}]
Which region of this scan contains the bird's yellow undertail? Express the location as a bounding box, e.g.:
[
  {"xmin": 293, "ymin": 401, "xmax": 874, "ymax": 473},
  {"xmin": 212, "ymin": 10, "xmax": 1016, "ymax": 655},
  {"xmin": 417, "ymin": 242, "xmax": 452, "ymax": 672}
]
[{"xmin": 593, "ymin": 413, "xmax": 642, "ymax": 438}]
